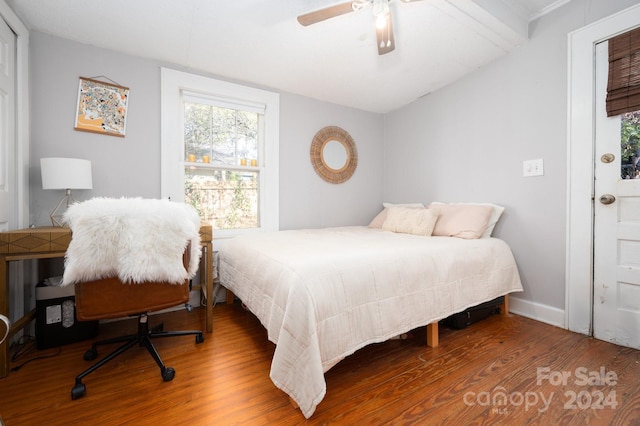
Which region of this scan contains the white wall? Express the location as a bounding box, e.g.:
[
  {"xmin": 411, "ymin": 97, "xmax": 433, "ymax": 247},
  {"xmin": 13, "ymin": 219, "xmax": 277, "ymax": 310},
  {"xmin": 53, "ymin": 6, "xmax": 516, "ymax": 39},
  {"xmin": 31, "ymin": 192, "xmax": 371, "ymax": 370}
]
[
  {"xmin": 383, "ymin": 0, "xmax": 639, "ymax": 324},
  {"xmin": 279, "ymin": 93, "xmax": 384, "ymax": 229},
  {"xmin": 28, "ymin": 32, "xmax": 384, "ymax": 230}
]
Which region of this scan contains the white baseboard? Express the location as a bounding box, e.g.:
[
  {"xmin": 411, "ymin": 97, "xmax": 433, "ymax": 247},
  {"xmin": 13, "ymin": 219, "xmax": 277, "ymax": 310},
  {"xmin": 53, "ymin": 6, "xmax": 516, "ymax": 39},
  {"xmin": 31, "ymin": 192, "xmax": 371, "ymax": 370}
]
[{"xmin": 509, "ymin": 296, "xmax": 566, "ymax": 329}]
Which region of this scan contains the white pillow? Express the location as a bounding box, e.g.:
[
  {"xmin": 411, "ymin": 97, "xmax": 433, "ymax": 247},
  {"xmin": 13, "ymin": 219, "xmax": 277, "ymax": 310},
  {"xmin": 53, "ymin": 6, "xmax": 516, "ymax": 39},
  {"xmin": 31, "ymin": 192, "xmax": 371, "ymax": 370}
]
[
  {"xmin": 429, "ymin": 202, "xmax": 504, "ymax": 238},
  {"xmin": 368, "ymin": 202, "xmax": 424, "ymax": 228},
  {"xmin": 382, "ymin": 207, "xmax": 438, "ymax": 236},
  {"xmin": 429, "ymin": 204, "xmax": 493, "ymax": 239}
]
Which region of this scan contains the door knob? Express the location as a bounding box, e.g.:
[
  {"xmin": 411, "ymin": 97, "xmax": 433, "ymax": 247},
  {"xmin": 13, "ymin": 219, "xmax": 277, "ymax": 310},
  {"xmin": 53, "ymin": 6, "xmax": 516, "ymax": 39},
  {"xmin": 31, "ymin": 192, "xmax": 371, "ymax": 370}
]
[
  {"xmin": 600, "ymin": 153, "xmax": 615, "ymax": 163},
  {"xmin": 599, "ymin": 194, "xmax": 616, "ymax": 205}
]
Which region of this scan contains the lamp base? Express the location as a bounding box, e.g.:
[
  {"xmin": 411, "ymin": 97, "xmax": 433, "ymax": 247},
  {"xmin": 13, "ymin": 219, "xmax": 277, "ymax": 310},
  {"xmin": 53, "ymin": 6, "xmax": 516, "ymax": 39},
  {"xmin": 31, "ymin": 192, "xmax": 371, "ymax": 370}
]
[{"xmin": 50, "ymin": 189, "xmax": 75, "ymax": 227}]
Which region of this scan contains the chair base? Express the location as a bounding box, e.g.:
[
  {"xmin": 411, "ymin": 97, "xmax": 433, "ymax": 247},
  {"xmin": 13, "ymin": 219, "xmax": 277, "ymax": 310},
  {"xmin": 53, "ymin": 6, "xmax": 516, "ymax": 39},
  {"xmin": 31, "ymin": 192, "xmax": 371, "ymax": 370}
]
[{"xmin": 71, "ymin": 313, "xmax": 204, "ymax": 400}]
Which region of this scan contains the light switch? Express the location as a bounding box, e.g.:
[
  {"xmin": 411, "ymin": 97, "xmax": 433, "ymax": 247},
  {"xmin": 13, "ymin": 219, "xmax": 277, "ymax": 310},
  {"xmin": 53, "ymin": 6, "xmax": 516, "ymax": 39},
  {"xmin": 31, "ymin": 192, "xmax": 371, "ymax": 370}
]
[{"xmin": 523, "ymin": 159, "xmax": 544, "ymax": 177}]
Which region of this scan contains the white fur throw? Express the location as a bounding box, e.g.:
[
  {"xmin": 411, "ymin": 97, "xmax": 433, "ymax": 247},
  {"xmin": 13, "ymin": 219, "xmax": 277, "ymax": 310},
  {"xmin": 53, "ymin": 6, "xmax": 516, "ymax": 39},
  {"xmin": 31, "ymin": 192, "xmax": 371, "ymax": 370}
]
[{"xmin": 61, "ymin": 197, "xmax": 202, "ymax": 286}]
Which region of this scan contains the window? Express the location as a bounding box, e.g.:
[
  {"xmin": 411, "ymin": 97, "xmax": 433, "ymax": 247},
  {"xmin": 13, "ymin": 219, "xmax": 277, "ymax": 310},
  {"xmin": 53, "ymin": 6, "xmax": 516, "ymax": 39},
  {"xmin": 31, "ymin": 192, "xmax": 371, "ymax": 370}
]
[
  {"xmin": 161, "ymin": 69, "xmax": 279, "ymax": 238},
  {"xmin": 183, "ymin": 95, "xmax": 261, "ymax": 229},
  {"xmin": 621, "ymin": 110, "xmax": 640, "ymax": 179}
]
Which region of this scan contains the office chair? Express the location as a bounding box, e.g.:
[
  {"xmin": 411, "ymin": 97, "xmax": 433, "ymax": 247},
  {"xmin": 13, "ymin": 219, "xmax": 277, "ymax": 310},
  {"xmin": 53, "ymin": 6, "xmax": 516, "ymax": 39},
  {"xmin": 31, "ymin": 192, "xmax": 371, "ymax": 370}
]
[{"xmin": 60, "ymin": 198, "xmax": 205, "ymax": 400}]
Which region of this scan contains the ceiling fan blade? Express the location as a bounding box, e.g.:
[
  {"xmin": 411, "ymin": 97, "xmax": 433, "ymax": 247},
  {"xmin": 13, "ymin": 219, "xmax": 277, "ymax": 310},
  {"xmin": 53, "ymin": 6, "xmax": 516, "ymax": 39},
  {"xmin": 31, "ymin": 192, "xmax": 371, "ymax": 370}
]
[
  {"xmin": 297, "ymin": 2, "xmax": 356, "ymax": 26},
  {"xmin": 376, "ymin": 13, "xmax": 395, "ymax": 55}
]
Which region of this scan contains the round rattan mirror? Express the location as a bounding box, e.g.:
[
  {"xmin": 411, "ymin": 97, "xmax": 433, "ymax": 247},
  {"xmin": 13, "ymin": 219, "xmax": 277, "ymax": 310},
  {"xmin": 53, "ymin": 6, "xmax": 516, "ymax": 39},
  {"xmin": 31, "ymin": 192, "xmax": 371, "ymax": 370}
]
[{"xmin": 310, "ymin": 126, "xmax": 358, "ymax": 184}]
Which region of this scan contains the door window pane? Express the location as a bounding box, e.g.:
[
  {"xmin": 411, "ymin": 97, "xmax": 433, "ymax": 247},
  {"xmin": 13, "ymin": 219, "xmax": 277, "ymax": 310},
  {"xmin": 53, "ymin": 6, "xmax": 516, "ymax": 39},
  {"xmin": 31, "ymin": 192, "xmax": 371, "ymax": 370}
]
[{"xmin": 621, "ymin": 110, "xmax": 640, "ymax": 179}]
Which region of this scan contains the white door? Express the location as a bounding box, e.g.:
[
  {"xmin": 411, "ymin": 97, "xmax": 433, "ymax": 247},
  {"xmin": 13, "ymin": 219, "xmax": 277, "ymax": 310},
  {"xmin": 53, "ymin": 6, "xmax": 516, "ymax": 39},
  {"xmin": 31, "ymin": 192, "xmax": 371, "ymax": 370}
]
[
  {"xmin": 0, "ymin": 16, "xmax": 16, "ymax": 231},
  {"xmin": 593, "ymin": 40, "xmax": 640, "ymax": 349}
]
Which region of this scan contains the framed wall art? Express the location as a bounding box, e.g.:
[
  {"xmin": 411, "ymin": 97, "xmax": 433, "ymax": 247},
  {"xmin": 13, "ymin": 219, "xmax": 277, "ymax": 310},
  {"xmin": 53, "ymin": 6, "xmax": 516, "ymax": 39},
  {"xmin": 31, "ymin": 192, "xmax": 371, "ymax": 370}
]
[{"xmin": 74, "ymin": 77, "xmax": 129, "ymax": 137}]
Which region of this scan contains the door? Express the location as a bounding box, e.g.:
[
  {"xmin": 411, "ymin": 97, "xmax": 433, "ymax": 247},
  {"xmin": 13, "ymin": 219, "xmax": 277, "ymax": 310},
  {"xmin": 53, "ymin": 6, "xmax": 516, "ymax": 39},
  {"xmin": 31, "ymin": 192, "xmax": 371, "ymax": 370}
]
[
  {"xmin": 593, "ymin": 40, "xmax": 640, "ymax": 349},
  {"xmin": 0, "ymin": 15, "xmax": 16, "ymax": 231}
]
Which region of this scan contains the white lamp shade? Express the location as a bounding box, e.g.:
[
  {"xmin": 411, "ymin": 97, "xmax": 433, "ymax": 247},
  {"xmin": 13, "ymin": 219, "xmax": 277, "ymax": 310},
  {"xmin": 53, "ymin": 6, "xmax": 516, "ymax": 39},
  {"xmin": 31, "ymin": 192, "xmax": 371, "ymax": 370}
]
[{"xmin": 41, "ymin": 157, "xmax": 93, "ymax": 190}]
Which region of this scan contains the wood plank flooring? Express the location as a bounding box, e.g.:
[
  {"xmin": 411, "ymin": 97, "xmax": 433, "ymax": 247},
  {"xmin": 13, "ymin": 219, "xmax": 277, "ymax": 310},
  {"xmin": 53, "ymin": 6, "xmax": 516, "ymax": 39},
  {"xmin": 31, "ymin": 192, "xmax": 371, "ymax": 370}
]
[{"xmin": 0, "ymin": 303, "xmax": 638, "ymax": 425}]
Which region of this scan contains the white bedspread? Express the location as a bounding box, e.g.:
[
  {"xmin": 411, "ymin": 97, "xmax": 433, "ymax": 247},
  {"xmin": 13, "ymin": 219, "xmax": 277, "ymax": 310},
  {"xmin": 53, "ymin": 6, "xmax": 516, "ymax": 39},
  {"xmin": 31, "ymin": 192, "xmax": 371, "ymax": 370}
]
[{"xmin": 219, "ymin": 226, "xmax": 522, "ymax": 418}]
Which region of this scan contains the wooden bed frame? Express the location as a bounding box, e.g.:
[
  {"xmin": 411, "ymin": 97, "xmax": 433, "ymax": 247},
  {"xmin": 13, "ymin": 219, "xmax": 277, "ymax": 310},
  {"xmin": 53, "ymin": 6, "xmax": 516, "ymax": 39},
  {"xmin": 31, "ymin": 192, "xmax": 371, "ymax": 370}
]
[
  {"xmin": 226, "ymin": 289, "xmax": 509, "ymax": 348},
  {"xmin": 425, "ymin": 294, "xmax": 509, "ymax": 347}
]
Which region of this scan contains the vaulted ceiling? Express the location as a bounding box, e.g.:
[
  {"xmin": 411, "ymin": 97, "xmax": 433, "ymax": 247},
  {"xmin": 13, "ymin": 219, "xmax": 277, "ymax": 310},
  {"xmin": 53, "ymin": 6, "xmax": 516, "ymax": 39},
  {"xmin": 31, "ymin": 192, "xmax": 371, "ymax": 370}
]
[{"xmin": 7, "ymin": 0, "xmax": 569, "ymax": 113}]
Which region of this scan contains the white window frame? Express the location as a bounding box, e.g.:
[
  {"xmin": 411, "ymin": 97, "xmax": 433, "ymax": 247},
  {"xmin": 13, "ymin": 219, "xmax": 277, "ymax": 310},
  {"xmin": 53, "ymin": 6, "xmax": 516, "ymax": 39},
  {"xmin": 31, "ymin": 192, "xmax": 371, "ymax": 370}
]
[{"xmin": 160, "ymin": 68, "xmax": 279, "ymax": 239}]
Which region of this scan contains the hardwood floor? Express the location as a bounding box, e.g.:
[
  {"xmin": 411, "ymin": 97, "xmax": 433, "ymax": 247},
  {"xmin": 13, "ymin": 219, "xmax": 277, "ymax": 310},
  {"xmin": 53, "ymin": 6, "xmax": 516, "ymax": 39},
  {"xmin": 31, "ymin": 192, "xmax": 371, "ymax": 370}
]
[{"xmin": 0, "ymin": 303, "xmax": 638, "ymax": 425}]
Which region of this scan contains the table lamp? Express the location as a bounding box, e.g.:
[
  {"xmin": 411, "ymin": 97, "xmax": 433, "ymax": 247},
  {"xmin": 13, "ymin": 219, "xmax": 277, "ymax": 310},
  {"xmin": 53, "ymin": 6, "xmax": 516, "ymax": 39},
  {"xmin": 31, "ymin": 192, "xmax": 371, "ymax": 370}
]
[{"xmin": 40, "ymin": 157, "xmax": 93, "ymax": 226}]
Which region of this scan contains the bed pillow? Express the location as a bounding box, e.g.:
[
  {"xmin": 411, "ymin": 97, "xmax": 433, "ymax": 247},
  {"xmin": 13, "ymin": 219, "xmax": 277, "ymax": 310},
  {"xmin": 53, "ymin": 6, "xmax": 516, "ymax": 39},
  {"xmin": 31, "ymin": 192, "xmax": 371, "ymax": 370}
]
[
  {"xmin": 381, "ymin": 206, "xmax": 438, "ymax": 236},
  {"xmin": 428, "ymin": 203, "xmax": 494, "ymax": 239},
  {"xmin": 429, "ymin": 202, "xmax": 505, "ymax": 238},
  {"xmin": 368, "ymin": 202, "xmax": 425, "ymax": 228}
]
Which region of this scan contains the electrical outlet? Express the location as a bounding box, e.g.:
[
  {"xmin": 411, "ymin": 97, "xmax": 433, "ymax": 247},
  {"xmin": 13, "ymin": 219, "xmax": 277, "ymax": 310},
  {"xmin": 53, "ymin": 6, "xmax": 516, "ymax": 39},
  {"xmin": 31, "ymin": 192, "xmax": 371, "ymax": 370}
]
[{"xmin": 523, "ymin": 159, "xmax": 544, "ymax": 177}]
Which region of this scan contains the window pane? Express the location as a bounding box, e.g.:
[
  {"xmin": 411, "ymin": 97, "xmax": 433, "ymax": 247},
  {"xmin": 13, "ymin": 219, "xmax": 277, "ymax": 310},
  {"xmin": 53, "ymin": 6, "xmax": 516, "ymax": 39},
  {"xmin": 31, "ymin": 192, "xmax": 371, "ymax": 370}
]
[
  {"xmin": 184, "ymin": 101, "xmax": 259, "ymax": 166},
  {"xmin": 621, "ymin": 110, "xmax": 640, "ymax": 179},
  {"xmin": 184, "ymin": 102, "xmax": 212, "ymax": 161},
  {"xmin": 185, "ymin": 167, "xmax": 259, "ymax": 229}
]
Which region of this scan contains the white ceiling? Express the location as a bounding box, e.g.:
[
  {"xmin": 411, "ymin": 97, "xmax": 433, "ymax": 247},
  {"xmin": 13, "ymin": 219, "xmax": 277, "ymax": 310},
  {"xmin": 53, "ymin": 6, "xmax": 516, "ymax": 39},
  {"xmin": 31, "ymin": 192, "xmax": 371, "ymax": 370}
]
[{"xmin": 7, "ymin": 0, "xmax": 569, "ymax": 114}]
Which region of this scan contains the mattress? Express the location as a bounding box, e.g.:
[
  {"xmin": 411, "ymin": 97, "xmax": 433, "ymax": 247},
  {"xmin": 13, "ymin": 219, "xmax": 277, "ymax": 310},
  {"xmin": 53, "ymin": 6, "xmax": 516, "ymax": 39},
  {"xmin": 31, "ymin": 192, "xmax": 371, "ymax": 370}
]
[{"xmin": 219, "ymin": 226, "xmax": 523, "ymax": 418}]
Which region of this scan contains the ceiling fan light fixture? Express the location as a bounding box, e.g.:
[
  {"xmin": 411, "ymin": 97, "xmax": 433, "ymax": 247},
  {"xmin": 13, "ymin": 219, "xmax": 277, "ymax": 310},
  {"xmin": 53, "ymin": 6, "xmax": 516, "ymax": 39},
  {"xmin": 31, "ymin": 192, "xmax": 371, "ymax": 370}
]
[
  {"xmin": 372, "ymin": 0, "xmax": 390, "ymax": 29},
  {"xmin": 375, "ymin": 13, "xmax": 388, "ymax": 29},
  {"xmin": 298, "ymin": 0, "xmax": 413, "ymax": 55}
]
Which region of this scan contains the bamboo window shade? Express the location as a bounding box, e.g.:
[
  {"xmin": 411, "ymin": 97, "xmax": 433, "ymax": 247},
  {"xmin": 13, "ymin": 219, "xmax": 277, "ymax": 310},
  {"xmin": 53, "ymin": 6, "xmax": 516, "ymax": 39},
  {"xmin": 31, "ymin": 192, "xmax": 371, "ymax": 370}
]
[{"xmin": 607, "ymin": 26, "xmax": 640, "ymax": 117}]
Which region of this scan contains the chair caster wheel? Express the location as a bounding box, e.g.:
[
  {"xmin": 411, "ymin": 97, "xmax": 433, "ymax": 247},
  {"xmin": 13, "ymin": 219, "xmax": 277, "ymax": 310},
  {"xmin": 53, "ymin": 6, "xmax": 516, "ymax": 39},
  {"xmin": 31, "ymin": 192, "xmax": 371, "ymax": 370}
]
[
  {"xmin": 71, "ymin": 383, "xmax": 86, "ymax": 400},
  {"xmin": 162, "ymin": 367, "xmax": 175, "ymax": 382},
  {"xmin": 196, "ymin": 333, "xmax": 205, "ymax": 344},
  {"xmin": 83, "ymin": 349, "xmax": 97, "ymax": 361}
]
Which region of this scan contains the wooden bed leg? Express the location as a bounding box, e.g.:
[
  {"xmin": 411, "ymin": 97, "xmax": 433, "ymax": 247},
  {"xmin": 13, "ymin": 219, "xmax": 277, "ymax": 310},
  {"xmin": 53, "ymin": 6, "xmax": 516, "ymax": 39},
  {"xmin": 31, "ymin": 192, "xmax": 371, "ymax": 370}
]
[
  {"xmin": 426, "ymin": 322, "xmax": 439, "ymax": 347},
  {"xmin": 289, "ymin": 396, "xmax": 299, "ymax": 410},
  {"xmin": 500, "ymin": 294, "xmax": 510, "ymax": 315},
  {"xmin": 226, "ymin": 289, "xmax": 235, "ymax": 305}
]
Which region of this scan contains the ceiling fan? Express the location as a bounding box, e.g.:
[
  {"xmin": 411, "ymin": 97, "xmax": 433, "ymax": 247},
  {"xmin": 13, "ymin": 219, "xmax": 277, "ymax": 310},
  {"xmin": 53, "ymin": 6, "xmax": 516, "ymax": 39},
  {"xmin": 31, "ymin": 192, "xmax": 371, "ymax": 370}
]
[{"xmin": 297, "ymin": 0, "xmax": 423, "ymax": 55}]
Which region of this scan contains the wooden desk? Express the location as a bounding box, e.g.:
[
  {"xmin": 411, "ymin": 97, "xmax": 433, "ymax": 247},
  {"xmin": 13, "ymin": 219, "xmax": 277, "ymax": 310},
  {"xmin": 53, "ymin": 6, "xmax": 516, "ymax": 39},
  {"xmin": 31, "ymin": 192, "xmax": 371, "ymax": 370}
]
[
  {"xmin": 199, "ymin": 225, "xmax": 214, "ymax": 334},
  {"xmin": 0, "ymin": 225, "xmax": 213, "ymax": 378}
]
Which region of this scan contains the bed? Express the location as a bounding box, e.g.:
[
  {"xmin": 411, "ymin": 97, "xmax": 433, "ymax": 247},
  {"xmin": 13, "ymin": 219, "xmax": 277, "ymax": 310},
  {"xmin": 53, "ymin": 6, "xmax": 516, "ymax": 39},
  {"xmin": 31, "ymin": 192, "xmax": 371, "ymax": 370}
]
[{"xmin": 218, "ymin": 204, "xmax": 523, "ymax": 418}]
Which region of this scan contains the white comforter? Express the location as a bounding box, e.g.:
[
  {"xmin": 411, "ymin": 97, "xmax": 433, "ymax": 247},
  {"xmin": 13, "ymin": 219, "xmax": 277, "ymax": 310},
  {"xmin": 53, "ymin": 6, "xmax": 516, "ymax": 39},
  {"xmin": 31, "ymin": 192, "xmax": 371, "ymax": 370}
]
[{"xmin": 219, "ymin": 226, "xmax": 522, "ymax": 418}]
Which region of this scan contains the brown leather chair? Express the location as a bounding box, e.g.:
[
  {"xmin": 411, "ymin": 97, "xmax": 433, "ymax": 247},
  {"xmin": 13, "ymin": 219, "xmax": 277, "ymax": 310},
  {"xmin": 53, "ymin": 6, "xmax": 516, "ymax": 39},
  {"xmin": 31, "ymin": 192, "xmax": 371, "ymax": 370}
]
[{"xmin": 71, "ymin": 245, "xmax": 204, "ymax": 400}]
